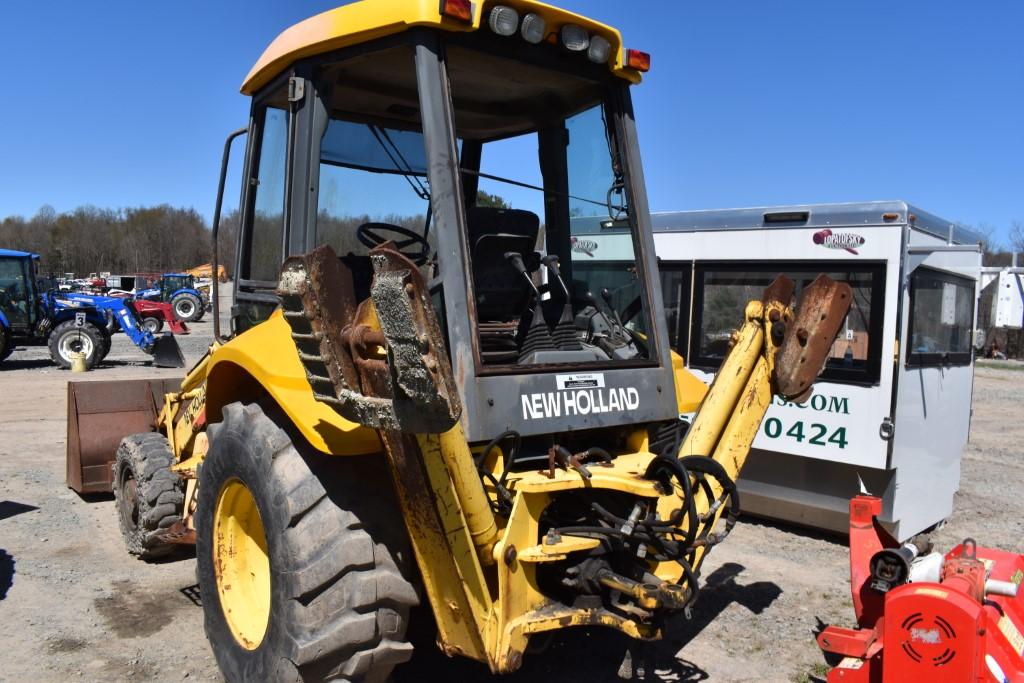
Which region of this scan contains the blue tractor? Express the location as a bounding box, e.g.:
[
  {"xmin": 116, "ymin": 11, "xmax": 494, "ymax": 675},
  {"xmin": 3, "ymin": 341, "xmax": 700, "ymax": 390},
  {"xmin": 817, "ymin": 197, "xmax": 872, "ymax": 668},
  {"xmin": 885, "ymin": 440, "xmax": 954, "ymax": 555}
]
[
  {"xmin": 0, "ymin": 249, "xmax": 184, "ymax": 369},
  {"xmin": 135, "ymin": 273, "xmax": 208, "ymax": 323}
]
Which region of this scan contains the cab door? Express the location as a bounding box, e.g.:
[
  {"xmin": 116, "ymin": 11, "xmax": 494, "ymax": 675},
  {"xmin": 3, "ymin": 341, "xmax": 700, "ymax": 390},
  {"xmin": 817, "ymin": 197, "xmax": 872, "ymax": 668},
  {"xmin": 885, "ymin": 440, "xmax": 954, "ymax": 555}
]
[
  {"xmin": 889, "ymin": 244, "xmax": 981, "ymax": 535},
  {"xmin": 233, "ymin": 81, "xmax": 292, "ymax": 333},
  {"xmin": 0, "ymin": 257, "xmax": 32, "ymax": 332}
]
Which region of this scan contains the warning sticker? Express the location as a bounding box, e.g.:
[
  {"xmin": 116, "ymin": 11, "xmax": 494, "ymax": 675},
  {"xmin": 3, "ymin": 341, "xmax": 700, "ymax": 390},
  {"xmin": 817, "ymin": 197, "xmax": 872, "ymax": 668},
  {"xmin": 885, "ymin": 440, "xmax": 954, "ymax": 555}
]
[
  {"xmin": 1011, "ymin": 569, "xmax": 1023, "ymax": 586},
  {"xmin": 998, "ymin": 615, "xmax": 1024, "ymax": 656},
  {"xmin": 837, "ymin": 657, "xmax": 864, "ymax": 670},
  {"xmin": 556, "ymin": 373, "xmax": 605, "ymax": 391}
]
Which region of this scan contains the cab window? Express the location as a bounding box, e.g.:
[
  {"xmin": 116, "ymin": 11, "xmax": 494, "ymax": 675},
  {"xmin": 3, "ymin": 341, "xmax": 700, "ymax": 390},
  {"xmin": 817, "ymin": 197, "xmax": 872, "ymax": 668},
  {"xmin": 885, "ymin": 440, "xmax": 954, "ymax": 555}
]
[
  {"xmin": 0, "ymin": 257, "xmax": 30, "ymax": 327},
  {"xmin": 312, "ymin": 45, "xmax": 434, "ymax": 303},
  {"xmin": 689, "ymin": 262, "xmax": 885, "ymax": 384},
  {"xmin": 246, "ymin": 106, "xmax": 288, "ymax": 282},
  {"xmin": 907, "ymin": 268, "xmax": 974, "ymax": 366},
  {"xmin": 446, "ymin": 44, "xmax": 656, "ymax": 370}
]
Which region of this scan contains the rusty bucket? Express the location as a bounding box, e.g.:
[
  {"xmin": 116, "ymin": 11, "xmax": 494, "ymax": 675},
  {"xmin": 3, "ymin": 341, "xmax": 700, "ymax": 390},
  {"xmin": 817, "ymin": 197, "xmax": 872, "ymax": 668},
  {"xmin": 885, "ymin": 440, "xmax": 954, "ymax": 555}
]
[{"xmin": 66, "ymin": 378, "xmax": 181, "ymax": 493}]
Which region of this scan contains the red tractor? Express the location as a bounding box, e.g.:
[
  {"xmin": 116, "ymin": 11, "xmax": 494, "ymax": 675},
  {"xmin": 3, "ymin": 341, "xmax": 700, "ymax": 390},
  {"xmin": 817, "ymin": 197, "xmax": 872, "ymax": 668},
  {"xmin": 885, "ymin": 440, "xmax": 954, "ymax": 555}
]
[{"xmin": 129, "ymin": 299, "xmax": 189, "ymax": 335}]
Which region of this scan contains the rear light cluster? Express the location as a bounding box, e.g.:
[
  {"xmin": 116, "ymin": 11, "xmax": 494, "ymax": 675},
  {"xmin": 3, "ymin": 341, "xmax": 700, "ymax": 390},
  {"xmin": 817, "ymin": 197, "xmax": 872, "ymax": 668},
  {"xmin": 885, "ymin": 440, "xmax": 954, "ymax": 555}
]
[{"xmin": 470, "ymin": 3, "xmax": 650, "ymax": 71}]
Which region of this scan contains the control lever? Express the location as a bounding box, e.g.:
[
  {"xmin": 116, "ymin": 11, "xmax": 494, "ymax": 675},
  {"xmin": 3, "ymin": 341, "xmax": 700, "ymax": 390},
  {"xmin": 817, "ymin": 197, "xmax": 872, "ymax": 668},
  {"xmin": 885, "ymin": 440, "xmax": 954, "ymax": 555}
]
[
  {"xmin": 540, "ymin": 254, "xmax": 571, "ymax": 298},
  {"xmin": 504, "ymin": 252, "xmax": 540, "ymax": 296},
  {"xmin": 600, "ymin": 287, "xmax": 626, "ymax": 329}
]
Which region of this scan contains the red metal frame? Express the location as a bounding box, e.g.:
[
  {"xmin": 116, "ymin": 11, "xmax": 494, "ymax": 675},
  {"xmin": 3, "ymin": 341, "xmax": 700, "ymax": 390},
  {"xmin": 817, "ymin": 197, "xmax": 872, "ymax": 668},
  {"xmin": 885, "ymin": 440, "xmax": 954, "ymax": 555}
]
[
  {"xmin": 819, "ymin": 496, "xmax": 1024, "ymax": 682},
  {"xmin": 131, "ymin": 299, "xmax": 189, "ymax": 334}
]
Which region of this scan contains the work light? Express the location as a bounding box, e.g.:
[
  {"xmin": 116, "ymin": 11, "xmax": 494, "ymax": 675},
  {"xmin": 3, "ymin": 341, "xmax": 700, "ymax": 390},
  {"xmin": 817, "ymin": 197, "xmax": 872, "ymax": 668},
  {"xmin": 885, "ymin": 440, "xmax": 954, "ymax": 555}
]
[
  {"xmin": 560, "ymin": 24, "xmax": 589, "ymax": 52},
  {"xmin": 488, "ymin": 6, "xmax": 519, "ymax": 36},
  {"xmin": 588, "ymin": 35, "xmax": 611, "ymax": 64},
  {"xmin": 520, "ymin": 12, "xmax": 546, "ymax": 43}
]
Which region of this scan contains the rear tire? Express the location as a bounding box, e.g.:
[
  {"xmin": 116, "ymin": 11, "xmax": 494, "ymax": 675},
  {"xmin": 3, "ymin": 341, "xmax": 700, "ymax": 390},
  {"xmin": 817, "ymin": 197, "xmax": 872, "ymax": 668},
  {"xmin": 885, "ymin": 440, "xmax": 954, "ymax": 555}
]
[
  {"xmin": 172, "ymin": 293, "xmax": 203, "ymax": 323},
  {"xmin": 198, "ymin": 402, "xmax": 418, "ymax": 683},
  {"xmin": 142, "ymin": 316, "xmax": 163, "ymax": 334},
  {"xmin": 113, "ymin": 433, "xmax": 183, "ymax": 559},
  {"xmin": 48, "ymin": 320, "xmax": 103, "ymax": 369}
]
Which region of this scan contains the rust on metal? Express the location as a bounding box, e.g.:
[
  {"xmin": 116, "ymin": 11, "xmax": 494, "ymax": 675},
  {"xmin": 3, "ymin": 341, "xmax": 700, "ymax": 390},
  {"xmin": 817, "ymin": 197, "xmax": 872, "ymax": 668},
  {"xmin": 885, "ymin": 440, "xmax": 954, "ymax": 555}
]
[
  {"xmin": 761, "ymin": 274, "xmax": 796, "ymax": 310},
  {"xmin": 276, "ymin": 243, "xmax": 460, "ymax": 433},
  {"xmin": 773, "ymin": 274, "xmax": 853, "ymax": 401},
  {"xmin": 277, "ymin": 242, "xmax": 486, "ymax": 659},
  {"xmin": 66, "ymin": 378, "xmax": 181, "ymax": 493},
  {"xmin": 156, "ymin": 519, "xmax": 197, "ymax": 545},
  {"xmin": 369, "ymin": 246, "xmax": 461, "ymax": 431}
]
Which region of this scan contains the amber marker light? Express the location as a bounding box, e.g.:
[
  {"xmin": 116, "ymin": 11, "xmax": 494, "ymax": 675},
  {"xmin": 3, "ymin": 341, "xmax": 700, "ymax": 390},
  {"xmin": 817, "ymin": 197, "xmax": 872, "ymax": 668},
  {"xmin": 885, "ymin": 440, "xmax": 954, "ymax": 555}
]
[
  {"xmin": 626, "ymin": 49, "xmax": 651, "ymax": 72},
  {"xmin": 440, "ymin": 0, "xmax": 473, "ymax": 23}
]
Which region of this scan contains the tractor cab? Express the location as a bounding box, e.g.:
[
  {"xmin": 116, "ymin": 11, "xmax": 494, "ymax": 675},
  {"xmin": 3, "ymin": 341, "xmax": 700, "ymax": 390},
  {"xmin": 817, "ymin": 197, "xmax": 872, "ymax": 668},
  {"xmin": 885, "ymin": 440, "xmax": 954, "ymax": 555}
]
[
  {"xmin": 159, "ymin": 273, "xmax": 195, "ymax": 300},
  {"xmin": 230, "ymin": 0, "xmax": 683, "ymax": 440},
  {"xmin": 0, "ymin": 249, "xmax": 40, "ymax": 334}
]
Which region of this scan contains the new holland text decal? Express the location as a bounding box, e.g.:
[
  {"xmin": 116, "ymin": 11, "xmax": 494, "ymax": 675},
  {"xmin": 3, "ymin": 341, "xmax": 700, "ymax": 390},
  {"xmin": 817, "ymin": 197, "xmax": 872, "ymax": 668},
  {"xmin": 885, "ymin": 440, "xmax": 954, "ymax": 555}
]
[
  {"xmin": 813, "ymin": 229, "xmax": 865, "ymax": 255},
  {"xmin": 521, "ymin": 373, "xmax": 639, "ymax": 420}
]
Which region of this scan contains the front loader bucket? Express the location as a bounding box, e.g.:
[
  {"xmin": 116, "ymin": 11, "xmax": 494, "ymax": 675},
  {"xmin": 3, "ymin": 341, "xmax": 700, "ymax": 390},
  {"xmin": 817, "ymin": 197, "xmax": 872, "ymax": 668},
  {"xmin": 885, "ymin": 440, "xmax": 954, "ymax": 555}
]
[
  {"xmin": 151, "ymin": 332, "xmax": 185, "ymax": 368},
  {"xmin": 66, "ymin": 378, "xmax": 181, "ymax": 493}
]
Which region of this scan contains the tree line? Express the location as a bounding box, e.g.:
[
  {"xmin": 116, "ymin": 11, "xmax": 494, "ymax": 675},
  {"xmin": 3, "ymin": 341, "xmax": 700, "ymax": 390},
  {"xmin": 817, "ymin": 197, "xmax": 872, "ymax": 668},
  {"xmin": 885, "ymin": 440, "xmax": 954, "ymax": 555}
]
[
  {"xmin": 3, "ymin": 203, "xmax": 1023, "ymax": 356},
  {"xmin": 0, "ymin": 205, "xmax": 240, "ymax": 279},
  {"xmin": 0, "ymin": 194, "xmax": 514, "ymax": 280}
]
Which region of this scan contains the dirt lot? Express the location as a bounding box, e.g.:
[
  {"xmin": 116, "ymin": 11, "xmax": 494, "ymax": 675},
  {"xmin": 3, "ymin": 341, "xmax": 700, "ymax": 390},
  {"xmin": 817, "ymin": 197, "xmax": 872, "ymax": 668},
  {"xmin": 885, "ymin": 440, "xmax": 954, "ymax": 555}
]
[{"xmin": 1, "ymin": 305, "xmax": 1022, "ymax": 682}]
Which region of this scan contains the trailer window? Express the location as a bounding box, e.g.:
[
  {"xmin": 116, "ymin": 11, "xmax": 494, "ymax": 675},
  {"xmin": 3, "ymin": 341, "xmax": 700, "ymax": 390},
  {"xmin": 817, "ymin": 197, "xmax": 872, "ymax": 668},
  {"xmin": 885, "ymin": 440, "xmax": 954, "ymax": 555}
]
[
  {"xmin": 690, "ymin": 263, "xmax": 885, "ymax": 384},
  {"xmin": 660, "ymin": 265, "xmax": 692, "ymax": 352},
  {"xmin": 907, "ymin": 269, "xmax": 974, "ymax": 367}
]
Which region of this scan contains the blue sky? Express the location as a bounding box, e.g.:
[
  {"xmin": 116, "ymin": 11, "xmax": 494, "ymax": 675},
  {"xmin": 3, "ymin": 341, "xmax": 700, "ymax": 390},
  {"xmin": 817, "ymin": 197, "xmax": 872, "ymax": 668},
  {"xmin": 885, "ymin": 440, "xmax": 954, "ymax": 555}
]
[{"xmin": 1, "ymin": 1, "xmax": 1021, "ymax": 244}]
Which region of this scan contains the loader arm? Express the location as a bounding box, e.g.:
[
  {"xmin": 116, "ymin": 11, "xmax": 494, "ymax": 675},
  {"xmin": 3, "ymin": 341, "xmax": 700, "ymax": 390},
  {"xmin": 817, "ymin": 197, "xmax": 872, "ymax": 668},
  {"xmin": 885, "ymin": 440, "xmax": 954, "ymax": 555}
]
[
  {"xmin": 278, "ymin": 244, "xmax": 852, "ymax": 672},
  {"xmin": 63, "ymin": 292, "xmax": 184, "ymax": 367}
]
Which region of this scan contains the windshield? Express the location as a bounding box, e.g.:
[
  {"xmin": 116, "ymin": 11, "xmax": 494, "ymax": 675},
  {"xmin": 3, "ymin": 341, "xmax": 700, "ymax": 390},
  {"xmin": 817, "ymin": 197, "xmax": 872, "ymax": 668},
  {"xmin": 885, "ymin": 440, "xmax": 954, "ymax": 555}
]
[
  {"xmin": 447, "ymin": 44, "xmax": 654, "ymax": 369},
  {"xmin": 0, "ymin": 257, "xmax": 31, "ymax": 327}
]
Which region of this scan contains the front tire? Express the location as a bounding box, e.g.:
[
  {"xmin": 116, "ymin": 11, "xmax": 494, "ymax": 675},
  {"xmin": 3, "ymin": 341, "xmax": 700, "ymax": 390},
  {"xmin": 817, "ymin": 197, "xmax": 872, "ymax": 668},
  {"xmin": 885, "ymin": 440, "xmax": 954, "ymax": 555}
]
[
  {"xmin": 142, "ymin": 316, "xmax": 164, "ymax": 334},
  {"xmin": 198, "ymin": 402, "xmax": 418, "ymax": 683},
  {"xmin": 48, "ymin": 320, "xmax": 103, "ymax": 369},
  {"xmin": 113, "ymin": 433, "xmax": 183, "ymax": 559},
  {"xmin": 172, "ymin": 293, "xmax": 203, "ymax": 323}
]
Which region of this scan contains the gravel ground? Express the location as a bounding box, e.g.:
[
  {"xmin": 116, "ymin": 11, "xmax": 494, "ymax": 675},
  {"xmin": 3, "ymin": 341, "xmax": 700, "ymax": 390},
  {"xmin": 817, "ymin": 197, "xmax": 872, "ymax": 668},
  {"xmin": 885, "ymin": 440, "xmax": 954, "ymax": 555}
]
[{"xmin": 1, "ymin": 294, "xmax": 1021, "ymax": 682}]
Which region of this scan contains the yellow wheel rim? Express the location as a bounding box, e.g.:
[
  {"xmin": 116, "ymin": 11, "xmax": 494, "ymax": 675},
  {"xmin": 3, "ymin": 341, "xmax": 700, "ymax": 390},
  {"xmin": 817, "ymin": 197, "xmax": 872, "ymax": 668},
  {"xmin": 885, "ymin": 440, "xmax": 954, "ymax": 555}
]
[{"xmin": 213, "ymin": 478, "xmax": 271, "ymax": 650}]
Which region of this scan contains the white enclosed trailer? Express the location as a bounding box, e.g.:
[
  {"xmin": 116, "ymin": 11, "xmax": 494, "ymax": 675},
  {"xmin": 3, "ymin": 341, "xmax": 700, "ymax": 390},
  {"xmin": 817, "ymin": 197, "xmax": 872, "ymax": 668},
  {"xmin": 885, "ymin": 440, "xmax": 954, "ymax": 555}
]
[{"xmin": 637, "ymin": 202, "xmax": 981, "ymax": 539}]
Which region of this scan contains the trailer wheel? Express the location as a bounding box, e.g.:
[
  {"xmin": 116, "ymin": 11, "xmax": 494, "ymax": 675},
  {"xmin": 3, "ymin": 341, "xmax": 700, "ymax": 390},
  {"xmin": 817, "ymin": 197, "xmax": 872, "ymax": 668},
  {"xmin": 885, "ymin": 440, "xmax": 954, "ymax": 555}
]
[
  {"xmin": 141, "ymin": 316, "xmax": 163, "ymax": 334},
  {"xmin": 113, "ymin": 433, "xmax": 183, "ymax": 560},
  {"xmin": 172, "ymin": 293, "xmax": 203, "ymax": 323},
  {"xmin": 197, "ymin": 402, "xmax": 417, "ymax": 683},
  {"xmin": 48, "ymin": 320, "xmax": 103, "ymax": 369}
]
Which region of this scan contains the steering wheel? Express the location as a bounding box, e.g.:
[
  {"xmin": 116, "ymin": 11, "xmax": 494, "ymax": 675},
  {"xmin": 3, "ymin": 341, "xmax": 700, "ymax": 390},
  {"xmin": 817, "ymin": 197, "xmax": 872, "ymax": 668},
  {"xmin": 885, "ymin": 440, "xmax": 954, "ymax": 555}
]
[{"xmin": 356, "ymin": 223, "xmax": 430, "ymax": 266}]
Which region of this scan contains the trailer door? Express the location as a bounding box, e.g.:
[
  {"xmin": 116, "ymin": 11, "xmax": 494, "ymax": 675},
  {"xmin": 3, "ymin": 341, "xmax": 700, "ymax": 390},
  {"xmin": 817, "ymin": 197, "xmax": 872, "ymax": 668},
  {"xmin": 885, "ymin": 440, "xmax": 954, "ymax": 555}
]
[{"xmin": 889, "ymin": 247, "xmax": 980, "ymax": 536}]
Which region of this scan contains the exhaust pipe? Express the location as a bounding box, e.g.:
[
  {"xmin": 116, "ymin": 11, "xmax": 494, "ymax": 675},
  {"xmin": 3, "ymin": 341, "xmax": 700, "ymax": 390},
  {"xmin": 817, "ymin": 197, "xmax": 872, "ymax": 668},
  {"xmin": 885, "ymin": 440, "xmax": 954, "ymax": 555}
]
[{"xmin": 151, "ymin": 333, "xmax": 185, "ymax": 368}]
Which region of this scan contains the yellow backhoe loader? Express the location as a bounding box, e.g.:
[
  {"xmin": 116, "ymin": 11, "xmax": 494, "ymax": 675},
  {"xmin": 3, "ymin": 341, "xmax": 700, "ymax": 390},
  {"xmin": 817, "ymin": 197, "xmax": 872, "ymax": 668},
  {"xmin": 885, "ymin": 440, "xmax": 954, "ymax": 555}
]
[{"xmin": 67, "ymin": 2, "xmax": 852, "ymax": 680}]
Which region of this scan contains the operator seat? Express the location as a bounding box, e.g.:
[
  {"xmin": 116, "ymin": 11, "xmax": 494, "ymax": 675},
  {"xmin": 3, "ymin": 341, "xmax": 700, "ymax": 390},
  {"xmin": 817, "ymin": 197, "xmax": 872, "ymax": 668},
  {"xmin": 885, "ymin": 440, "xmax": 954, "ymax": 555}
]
[{"xmin": 467, "ymin": 206, "xmax": 540, "ymax": 363}]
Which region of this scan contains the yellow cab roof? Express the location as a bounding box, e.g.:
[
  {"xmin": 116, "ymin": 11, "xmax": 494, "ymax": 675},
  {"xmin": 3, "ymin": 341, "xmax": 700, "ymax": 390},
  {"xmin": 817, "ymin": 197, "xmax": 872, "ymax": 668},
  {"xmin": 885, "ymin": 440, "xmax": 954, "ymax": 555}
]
[{"xmin": 242, "ymin": 0, "xmax": 642, "ymax": 94}]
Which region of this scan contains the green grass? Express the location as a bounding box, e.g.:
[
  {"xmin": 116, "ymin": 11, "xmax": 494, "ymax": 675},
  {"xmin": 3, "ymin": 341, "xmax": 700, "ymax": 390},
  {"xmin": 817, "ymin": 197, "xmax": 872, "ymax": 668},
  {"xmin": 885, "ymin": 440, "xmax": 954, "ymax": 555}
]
[{"xmin": 792, "ymin": 662, "xmax": 831, "ymax": 683}]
